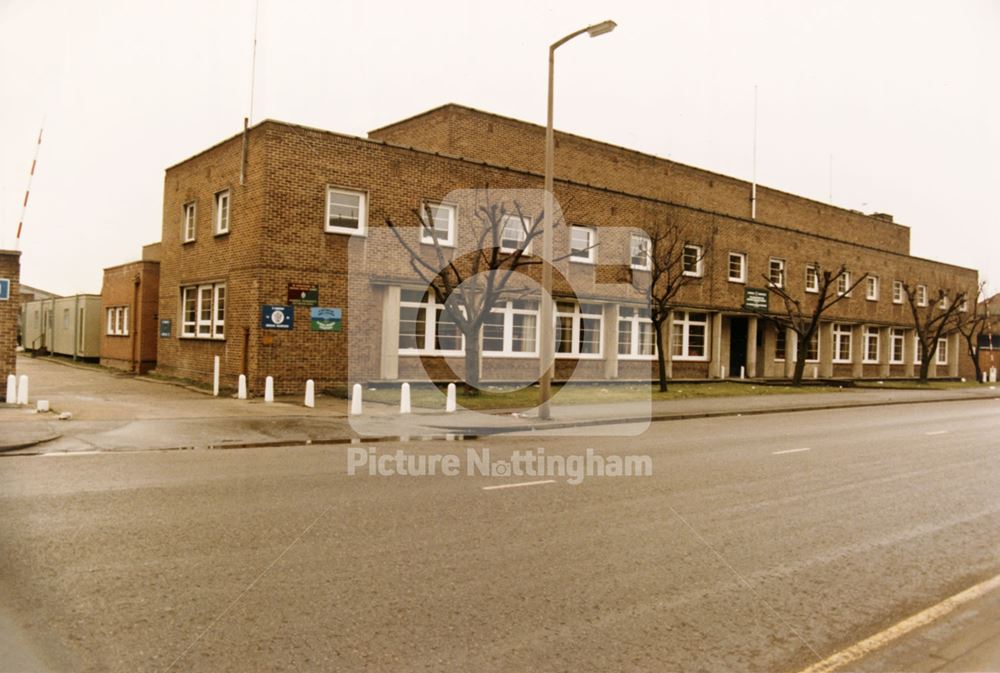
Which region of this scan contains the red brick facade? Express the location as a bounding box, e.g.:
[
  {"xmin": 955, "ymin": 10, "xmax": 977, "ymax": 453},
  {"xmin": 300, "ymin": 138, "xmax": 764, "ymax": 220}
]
[
  {"xmin": 100, "ymin": 244, "xmax": 160, "ymax": 374},
  {"xmin": 0, "ymin": 250, "xmax": 20, "ymax": 396}
]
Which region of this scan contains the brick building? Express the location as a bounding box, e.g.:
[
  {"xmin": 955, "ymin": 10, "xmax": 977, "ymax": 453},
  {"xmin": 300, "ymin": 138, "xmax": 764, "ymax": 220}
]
[
  {"xmin": 100, "ymin": 243, "xmax": 161, "ymax": 373},
  {"xmin": 153, "ymin": 105, "xmax": 979, "ymax": 393},
  {"xmin": 0, "ymin": 249, "xmax": 20, "ymax": 397},
  {"xmin": 978, "ymin": 293, "xmax": 1000, "ymax": 378}
]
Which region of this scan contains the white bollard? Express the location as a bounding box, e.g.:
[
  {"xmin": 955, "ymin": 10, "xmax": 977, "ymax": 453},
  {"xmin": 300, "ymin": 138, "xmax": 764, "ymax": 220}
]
[
  {"xmin": 36, "ymin": 399, "xmax": 49, "ymax": 413},
  {"xmin": 446, "ymin": 383, "xmax": 457, "ymax": 413},
  {"xmin": 813, "ymin": 365, "xmax": 819, "ymax": 379},
  {"xmin": 350, "ymin": 383, "xmax": 363, "ymax": 416},
  {"xmin": 991, "ymin": 367, "xmax": 998, "ymax": 383},
  {"xmin": 238, "ymin": 374, "xmax": 247, "ymax": 400},
  {"xmin": 740, "ymin": 366, "xmax": 745, "ymax": 380},
  {"xmin": 400, "ymin": 382, "xmax": 411, "ymax": 414},
  {"xmin": 212, "ymin": 356, "xmax": 220, "ymax": 397},
  {"xmin": 720, "ymin": 365, "xmax": 726, "ymax": 380},
  {"xmin": 304, "ymin": 379, "xmax": 315, "ymax": 408},
  {"xmin": 16, "ymin": 375, "xmax": 28, "ymax": 405},
  {"xmin": 5, "ymin": 374, "xmax": 15, "ymax": 404},
  {"xmin": 264, "ymin": 376, "xmax": 274, "ymax": 403}
]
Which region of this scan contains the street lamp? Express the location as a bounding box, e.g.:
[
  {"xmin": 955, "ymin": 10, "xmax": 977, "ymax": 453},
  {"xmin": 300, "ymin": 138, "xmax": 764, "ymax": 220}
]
[{"xmin": 538, "ymin": 20, "xmax": 617, "ymax": 420}]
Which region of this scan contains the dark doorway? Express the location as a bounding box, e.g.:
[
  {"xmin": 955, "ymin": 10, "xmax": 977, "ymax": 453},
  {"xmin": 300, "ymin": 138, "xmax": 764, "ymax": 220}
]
[{"xmin": 729, "ymin": 316, "xmax": 748, "ymax": 377}]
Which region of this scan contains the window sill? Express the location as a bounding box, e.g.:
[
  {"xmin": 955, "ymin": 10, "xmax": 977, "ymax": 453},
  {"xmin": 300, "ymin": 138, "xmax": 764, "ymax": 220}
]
[
  {"xmin": 325, "ymin": 226, "xmax": 367, "ymax": 237},
  {"xmin": 214, "ymin": 230, "xmax": 230, "ymax": 238},
  {"xmin": 482, "ymin": 352, "xmax": 539, "ymax": 359},
  {"xmin": 671, "ymin": 356, "xmax": 710, "ymax": 362},
  {"xmin": 419, "ymin": 239, "xmax": 456, "ymax": 249},
  {"xmin": 554, "ymin": 353, "xmax": 604, "ymax": 360},
  {"xmin": 398, "ymin": 350, "xmax": 464, "ymax": 358},
  {"xmin": 619, "ymin": 355, "xmax": 657, "ymax": 361},
  {"xmin": 728, "ymin": 278, "xmax": 746, "ymax": 284},
  {"xmin": 569, "ymin": 257, "xmax": 596, "ymax": 265},
  {"xmin": 182, "ymin": 239, "xmax": 196, "ymax": 245}
]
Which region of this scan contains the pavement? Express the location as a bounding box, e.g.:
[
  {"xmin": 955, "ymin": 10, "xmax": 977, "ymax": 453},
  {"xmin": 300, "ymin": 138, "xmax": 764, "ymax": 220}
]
[
  {"xmin": 1, "ymin": 398, "xmax": 999, "ymax": 672},
  {"xmin": 2, "ymin": 355, "xmax": 999, "ymax": 454}
]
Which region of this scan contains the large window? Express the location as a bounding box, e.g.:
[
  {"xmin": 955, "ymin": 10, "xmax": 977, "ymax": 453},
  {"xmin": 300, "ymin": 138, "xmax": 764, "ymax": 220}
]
[
  {"xmin": 682, "ymin": 244, "xmax": 703, "ymax": 277},
  {"xmin": 326, "ymin": 187, "xmax": 367, "ymax": 235},
  {"xmin": 890, "ymin": 328, "xmax": 905, "ymax": 364},
  {"xmin": 106, "ymin": 306, "xmax": 129, "ymax": 336},
  {"xmin": 769, "ymin": 258, "xmax": 786, "ymax": 288},
  {"xmin": 500, "ymin": 215, "xmax": 532, "ymax": 253},
  {"xmin": 805, "ymin": 265, "xmax": 819, "ymax": 293},
  {"xmin": 420, "ymin": 202, "xmax": 456, "ymax": 247},
  {"xmin": 182, "ymin": 202, "xmax": 197, "ymax": 242},
  {"xmin": 728, "ymin": 252, "xmax": 746, "ymax": 283},
  {"xmin": 630, "ymin": 233, "xmax": 651, "ymax": 271},
  {"xmin": 482, "ymin": 299, "xmax": 538, "ymax": 357},
  {"xmin": 181, "ymin": 283, "xmax": 225, "ymax": 339},
  {"xmin": 936, "ymin": 337, "xmax": 948, "ymax": 365},
  {"xmin": 570, "ymin": 226, "xmax": 596, "ymax": 263},
  {"xmin": 555, "ymin": 302, "xmax": 602, "ymax": 358},
  {"xmin": 617, "ymin": 307, "xmax": 655, "ymax": 359},
  {"xmin": 777, "ymin": 329, "xmax": 819, "ymax": 363},
  {"xmin": 671, "ymin": 311, "xmax": 709, "ymax": 361},
  {"xmin": 863, "ymin": 326, "xmax": 880, "ymax": 363},
  {"xmin": 214, "ymin": 190, "xmax": 230, "ymax": 235},
  {"xmin": 833, "ymin": 323, "xmax": 852, "ymax": 363},
  {"xmin": 398, "ymin": 289, "xmax": 464, "ymax": 355}
]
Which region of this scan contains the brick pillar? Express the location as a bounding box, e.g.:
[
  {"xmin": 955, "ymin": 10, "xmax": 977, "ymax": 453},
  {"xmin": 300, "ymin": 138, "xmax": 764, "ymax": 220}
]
[
  {"xmin": 851, "ymin": 325, "xmax": 864, "ymax": 379},
  {"xmin": 663, "ymin": 310, "xmax": 673, "ymax": 379},
  {"xmin": 710, "ymin": 312, "xmax": 724, "ymax": 378},
  {"xmin": 820, "ymin": 322, "xmax": 834, "ymax": 378},
  {"xmin": 948, "ymin": 332, "xmax": 960, "ymax": 378},
  {"xmin": 603, "ymin": 303, "xmax": 618, "ymax": 380},
  {"xmin": 0, "ymin": 250, "xmax": 20, "ymax": 398},
  {"xmin": 878, "ymin": 327, "xmax": 891, "ymax": 378},
  {"xmin": 746, "ymin": 316, "xmax": 758, "ymax": 378},
  {"xmin": 380, "ymin": 285, "xmax": 400, "ymax": 380},
  {"xmin": 903, "ymin": 329, "xmax": 916, "ymax": 378},
  {"xmin": 784, "ymin": 326, "xmax": 795, "ymax": 378}
]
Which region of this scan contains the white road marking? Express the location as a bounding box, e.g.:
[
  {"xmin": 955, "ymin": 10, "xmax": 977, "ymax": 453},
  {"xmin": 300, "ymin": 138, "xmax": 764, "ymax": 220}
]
[
  {"xmin": 925, "ymin": 430, "xmax": 949, "ymax": 436},
  {"xmin": 772, "ymin": 448, "xmax": 812, "ymax": 455},
  {"xmin": 796, "ymin": 571, "xmax": 1000, "ymax": 673},
  {"xmin": 481, "ymin": 479, "xmax": 556, "ymax": 491}
]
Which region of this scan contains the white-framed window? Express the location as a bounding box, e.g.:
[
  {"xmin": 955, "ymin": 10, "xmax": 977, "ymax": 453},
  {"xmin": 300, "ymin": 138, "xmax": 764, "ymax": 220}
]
[
  {"xmin": 107, "ymin": 308, "xmax": 114, "ymax": 335},
  {"xmin": 569, "ymin": 225, "xmax": 596, "ymax": 263},
  {"xmin": 866, "ymin": 276, "xmax": 879, "ymax": 301},
  {"xmin": 682, "ymin": 244, "xmax": 703, "ymax": 277},
  {"xmin": 833, "ymin": 323, "xmax": 852, "ymax": 363},
  {"xmin": 671, "ymin": 311, "xmax": 709, "ymax": 361},
  {"xmin": 917, "ymin": 284, "xmax": 928, "ymax": 307},
  {"xmin": 398, "ymin": 289, "xmax": 464, "ymax": 355},
  {"xmin": 629, "ymin": 233, "xmax": 651, "ymax": 271},
  {"xmin": 617, "ymin": 306, "xmax": 656, "ymax": 359},
  {"xmin": 482, "ymin": 299, "xmax": 538, "ymax": 357},
  {"xmin": 420, "ymin": 202, "xmax": 456, "ymax": 247},
  {"xmin": 890, "ymin": 328, "xmax": 905, "ymax": 364},
  {"xmin": 106, "ymin": 307, "xmax": 129, "ymax": 336},
  {"xmin": 500, "ymin": 215, "xmax": 532, "ymax": 253},
  {"xmin": 769, "ymin": 258, "xmax": 786, "ymax": 288},
  {"xmin": 914, "ymin": 335, "xmax": 922, "ymax": 364},
  {"xmin": 555, "ymin": 302, "xmax": 603, "ymax": 358},
  {"xmin": 936, "ymin": 337, "xmax": 948, "ymax": 365},
  {"xmin": 775, "ymin": 328, "xmax": 788, "ymax": 361},
  {"xmin": 938, "ymin": 291, "xmax": 949, "ymax": 310},
  {"xmin": 805, "ymin": 265, "xmax": 819, "ymax": 293},
  {"xmin": 182, "ymin": 201, "xmax": 197, "ymax": 242},
  {"xmin": 892, "ymin": 280, "xmax": 904, "ymax": 304},
  {"xmin": 728, "ymin": 252, "xmax": 747, "ymax": 283},
  {"xmin": 837, "ymin": 272, "xmax": 851, "ymax": 296},
  {"xmin": 959, "ymin": 298, "xmax": 968, "ymax": 312},
  {"xmin": 214, "ymin": 190, "xmax": 230, "ymax": 235},
  {"xmin": 180, "ymin": 282, "xmax": 225, "ymax": 339},
  {"xmin": 863, "ymin": 326, "xmax": 880, "ymax": 363},
  {"xmin": 325, "ymin": 187, "xmax": 367, "ymax": 235},
  {"xmin": 778, "ymin": 329, "xmax": 819, "ymax": 363}
]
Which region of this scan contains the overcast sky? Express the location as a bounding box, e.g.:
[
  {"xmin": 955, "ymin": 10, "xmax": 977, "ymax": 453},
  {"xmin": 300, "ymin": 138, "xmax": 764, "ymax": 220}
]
[{"xmin": 1, "ymin": 0, "xmax": 997, "ymax": 297}]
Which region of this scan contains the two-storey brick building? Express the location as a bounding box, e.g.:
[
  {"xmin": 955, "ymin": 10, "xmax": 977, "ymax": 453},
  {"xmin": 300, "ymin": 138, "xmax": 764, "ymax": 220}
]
[{"xmin": 153, "ymin": 105, "xmax": 979, "ymax": 393}]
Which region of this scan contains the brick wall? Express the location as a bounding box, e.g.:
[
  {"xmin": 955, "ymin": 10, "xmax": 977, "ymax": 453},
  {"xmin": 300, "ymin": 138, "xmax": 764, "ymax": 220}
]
[
  {"xmin": 100, "ymin": 260, "xmax": 160, "ymax": 373},
  {"xmin": 0, "ymin": 250, "xmax": 20, "ymax": 396}
]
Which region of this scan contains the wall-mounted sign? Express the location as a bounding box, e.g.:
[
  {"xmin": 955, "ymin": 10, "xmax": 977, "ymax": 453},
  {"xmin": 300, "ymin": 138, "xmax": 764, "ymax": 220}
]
[
  {"xmin": 0, "ymin": 278, "xmax": 9, "ymax": 301},
  {"xmin": 261, "ymin": 304, "xmax": 294, "ymax": 330},
  {"xmin": 159, "ymin": 319, "xmax": 172, "ymax": 338},
  {"xmin": 310, "ymin": 307, "xmax": 342, "ymax": 332},
  {"xmin": 288, "ymin": 283, "xmax": 319, "ymax": 306},
  {"xmin": 744, "ymin": 287, "xmax": 769, "ymax": 312}
]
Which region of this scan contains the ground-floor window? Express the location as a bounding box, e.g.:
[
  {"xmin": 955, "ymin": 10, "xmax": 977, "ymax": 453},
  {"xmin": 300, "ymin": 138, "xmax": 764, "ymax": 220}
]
[
  {"xmin": 890, "ymin": 328, "xmax": 905, "ymax": 364},
  {"xmin": 777, "ymin": 329, "xmax": 819, "ymax": 363},
  {"xmin": 482, "ymin": 299, "xmax": 538, "ymax": 356},
  {"xmin": 833, "ymin": 323, "xmax": 852, "ymax": 363},
  {"xmin": 181, "ymin": 283, "xmax": 225, "ymax": 339},
  {"xmin": 936, "ymin": 337, "xmax": 948, "ymax": 365},
  {"xmin": 863, "ymin": 326, "xmax": 880, "ymax": 363},
  {"xmin": 914, "ymin": 335, "xmax": 922, "ymax": 364},
  {"xmin": 617, "ymin": 306, "xmax": 655, "ymax": 359},
  {"xmin": 106, "ymin": 306, "xmax": 129, "ymax": 336},
  {"xmin": 555, "ymin": 302, "xmax": 602, "ymax": 358},
  {"xmin": 671, "ymin": 311, "xmax": 708, "ymax": 361},
  {"xmin": 398, "ymin": 289, "xmax": 464, "ymax": 355}
]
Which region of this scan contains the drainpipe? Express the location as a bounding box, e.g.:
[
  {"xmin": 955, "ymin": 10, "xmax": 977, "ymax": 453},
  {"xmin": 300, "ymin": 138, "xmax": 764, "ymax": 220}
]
[
  {"xmin": 132, "ymin": 274, "xmax": 141, "ymax": 373},
  {"xmin": 73, "ymin": 294, "xmax": 79, "ymax": 361}
]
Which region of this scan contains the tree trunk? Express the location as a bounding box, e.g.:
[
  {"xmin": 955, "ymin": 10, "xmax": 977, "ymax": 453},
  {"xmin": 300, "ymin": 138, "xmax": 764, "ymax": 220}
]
[
  {"xmin": 792, "ymin": 347, "xmax": 808, "ymax": 386},
  {"xmin": 653, "ymin": 320, "xmax": 668, "ymax": 392},
  {"xmin": 463, "ymin": 336, "xmax": 481, "ymax": 393},
  {"xmin": 918, "ymin": 358, "xmax": 931, "ymax": 383}
]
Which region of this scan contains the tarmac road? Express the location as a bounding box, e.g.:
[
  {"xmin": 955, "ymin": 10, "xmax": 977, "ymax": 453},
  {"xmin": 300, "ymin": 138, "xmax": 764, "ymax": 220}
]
[{"xmin": 1, "ymin": 399, "xmax": 999, "ymax": 672}]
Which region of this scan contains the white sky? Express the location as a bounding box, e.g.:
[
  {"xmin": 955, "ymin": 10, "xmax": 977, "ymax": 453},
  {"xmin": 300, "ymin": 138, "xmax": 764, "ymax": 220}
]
[{"xmin": 1, "ymin": 0, "xmax": 997, "ymax": 297}]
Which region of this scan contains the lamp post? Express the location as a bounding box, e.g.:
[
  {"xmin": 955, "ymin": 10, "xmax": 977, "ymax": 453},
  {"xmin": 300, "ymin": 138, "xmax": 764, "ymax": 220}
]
[{"xmin": 538, "ymin": 20, "xmax": 617, "ymax": 420}]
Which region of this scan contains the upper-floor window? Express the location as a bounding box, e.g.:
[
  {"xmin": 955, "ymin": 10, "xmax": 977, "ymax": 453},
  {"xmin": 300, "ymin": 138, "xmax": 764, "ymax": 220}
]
[
  {"xmin": 769, "ymin": 258, "xmax": 786, "ymax": 288},
  {"xmin": 892, "ymin": 280, "xmax": 904, "ymax": 304},
  {"xmin": 833, "ymin": 323, "xmax": 852, "ymax": 363},
  {"xmin": 805, "ymin": 265, "xmax": 819, "ymax": 293},
  {"xmin": 837, "ymin": 272, "xmax": 851, "ymax": 296},
  {"xmin": 618, "ymin": 306, "xmax": 656, "ymax": 359},
  {"xmin": 500, "ymin": 215, "xmax": 531, "ymax": 253},
  {"xmin": 570, "ymin": 225, "xmax": 596, "ymax": 263},
  {"xmin": 682, "ymin": 244, "xmax": 703, "ymax": 277},
  {"xmin": 181, "ymin": 283, "xmax": 225, "ymax": 339},
  {"xmin": 555, "ymin": 302, "xmax": 603, "ymax": 358},
  {"xmin": 182, "ymin": 202, "xmax": 197, "ymax": 243},
  {"xmin": 630, "ymin": 233, "xmax": 651, "ymax": 271},
  {"xmin": 866, "ymin": 276, "xmax": 879, "ymax": 301},
  {"xmin": 420, "ymin": 202, "xmax": 456, "ymax": 247},
  {"xmin": 326, "ymin": 187, "xmax": 367, "ymax": 235},
  {"xmin": 214, "ymin": 190, "xmax": 230, "ymax": 235},
  {"xmin": 938, "ymin": 291, "xmax": 949, "ymax": 310},
  {"xmin": 916, "ymin": 284, "xmax": 928, "ymax": 307},
  {"xmin": 728, "ymin": 252, "xmax": 746, "ymax": 283}
]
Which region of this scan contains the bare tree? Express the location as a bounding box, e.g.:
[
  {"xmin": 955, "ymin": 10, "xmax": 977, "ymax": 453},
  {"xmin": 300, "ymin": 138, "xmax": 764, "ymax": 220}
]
[
  {"xmin": 903, "ymin": 283, "xmax": 966, "ymax": 382},
  {"xmin": 955, "ymin": 285, "xmax": 989, "ymax": 382},
  {"xmin": 764, "ymin": 263, "xmax": 868, "ymax": 386},
  {"xmin": 631, "ymin": 217, "xmax": 710, "ymax": 392}
]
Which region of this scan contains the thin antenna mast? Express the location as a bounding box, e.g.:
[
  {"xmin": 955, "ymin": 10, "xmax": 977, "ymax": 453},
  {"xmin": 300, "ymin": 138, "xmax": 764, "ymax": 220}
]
[
  {"xmin": 751, "ymin": 85, "xmax": 758, "ymax": 220},
  {"xmin": 828, "ymin": 154, "xmax": 833, "ymax": 203},
  {"xmin": 241, "ymin": 0, "xmax": 261, "ymax": 186},
  {"xmin": 15, "ymin": 124, "xmax": 44, "ymax": 248}
]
